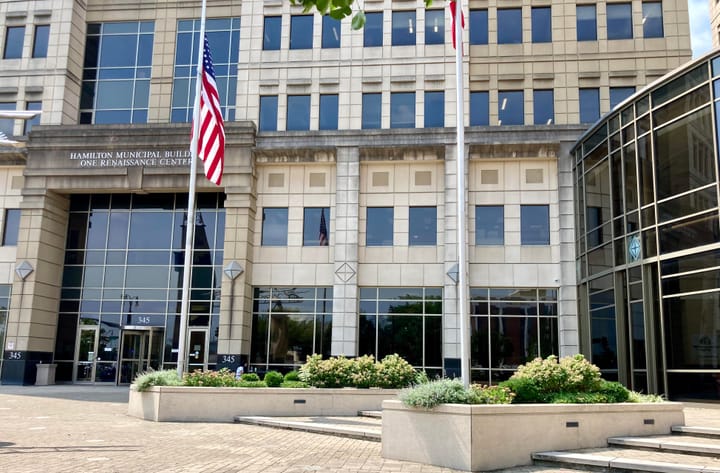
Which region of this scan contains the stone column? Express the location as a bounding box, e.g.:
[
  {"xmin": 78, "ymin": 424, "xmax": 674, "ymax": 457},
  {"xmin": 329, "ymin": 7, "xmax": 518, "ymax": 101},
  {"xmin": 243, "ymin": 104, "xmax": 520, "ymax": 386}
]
[
  {"xmin": 331, "ymin": 147, "xmax": 360, "ymax": 357},
  {"xmin": 1, "ymin": 190, "xmax": 69, "ymax": 385}
]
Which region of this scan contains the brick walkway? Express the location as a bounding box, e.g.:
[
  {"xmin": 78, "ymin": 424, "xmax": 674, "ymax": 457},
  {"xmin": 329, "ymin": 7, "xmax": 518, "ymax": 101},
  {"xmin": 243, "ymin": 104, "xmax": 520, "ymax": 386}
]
[{"xmin": 0, "ymin": 385, "xmax": 716, "ymax": 473}]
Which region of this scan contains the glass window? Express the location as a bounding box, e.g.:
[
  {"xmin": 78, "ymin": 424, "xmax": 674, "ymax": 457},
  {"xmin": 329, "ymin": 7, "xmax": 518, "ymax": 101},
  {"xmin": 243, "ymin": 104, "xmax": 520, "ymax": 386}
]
[
  {"xmin": 259, "ymin": 95, "xmax": 278, "ymax": 132},
  {"xmin": 2, "ymin": 209, "xmax": 20, "ymax": 246},
  {"xmin": 498, "ymin": 9, "xmax": 522, "ymax": 44},
  {"xmin": 476, "ymin": 206, "xmax": 504, "ymax": 245},
  {"xmin": 610, "ymin": 86, "xmax": 635, "ymax": 110},
  {"xmin": 498, "ymin": 90, "xmax": 524, "ymax": 125},
  {"xmin": 304, "ymin": 208, "xmax": 330, "ymax": 246},
  {"xmin": 4, "ymin": 26, "xmax": 24, "ymax": 59},
  {"xmin": 531, "ymin": 7, "xmax": 552, "ymax": 43},
  {"xmin": 409, "ymin": 207, "xmax": 437, "ymax": 246},
  {"xmin": 23, "ymin": 101, "xmax": 42, "ymax": 134},
  {"xmin": 290, "ymin": 15, "xmax": 313, "ymax": 49},
  {"xmin": 642, "ymin": 2, "xmax": 663, "ymax": 38},
  {"xmin": 171, "ymin": 18, "xmax": 240, "ymax": 123},
  {"xmin": 392, "ymin": 11, "xmax": 416, "ymax": 46},
  {"xmin": 424, "ymin": 91, "xmax": 444, "ymax": 128},
  {"xmin": 390, "ymin": 92, "xmax": 415, "ymax": 128},
  {"xmin": 577, "ymin": 5, "xmax": 597, "ymax": 41},
  {"xmin": 533, "ymin": 89, "xmax": 554, "ymax": 125},
  {"xmin": 0, "ymin": 102, "xmax": 15, "ymax": 137},
  {"xmin": 319, "ymin": 94, "xmax": 338, "ymax": 130},
  {"xmin": 470, "ymin": 10, "xmax": 488, "ymax": 45},
  {"xmin": 366, "ymin": 207, "xmax": 394, "ymax": 246},
  {"xmin": 579, "ymin": 88, "xmax": 600, "ymax": 123},
  {"xmin": 607, "ymin": 3, "xmax": 633, "ymax": 40},
  {"xmin": 364, "ymin": 12, "xmax": 383, "ymax": 47},
  {"xmin": 470, "ymin": 91, "xmax": 489, "ymax": 126},
  {"xmin": 521, "ymin": 205, "xmax": 550, "ymax": 245},
  {"xmin": 263, "ymin": 16, "xmax": 281, "ymax": 50},
  {"xmin": 322, "ymin": 15, "xmax": 341, "ymax": 48},
  {"xmin": 32, "ymin": 24, "xmax": 49, "ymax": 58},
  {"xmin": 287, "ymin": 95, "xmax": 311, "ymax": 131},
  {"xmin": 425, "ymin": 10, "xmax": 444, "ymax": 45},
  {"xmin": 362, "ymin": 93, "xmax": 381, "ymax": 129},
  {"xmin": 261, "ymin": 208, "xmax": 288, "ymax": 246}
]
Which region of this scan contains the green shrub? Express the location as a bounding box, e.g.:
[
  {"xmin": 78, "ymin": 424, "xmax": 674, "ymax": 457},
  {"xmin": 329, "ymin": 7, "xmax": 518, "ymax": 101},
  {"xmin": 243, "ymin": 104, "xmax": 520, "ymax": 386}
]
[
  {"xmin": 627, "ymin": 391, "xmax": 665, "ymax": 403},
  {"xmin": 133, "ymin": 369, "xmax": 181, "ymax": 391},
  {"xmin": 546, "ymin": 391, "xmax": 612, "ymax": 404},
  {"xmin": 376, "ymin": 354, "xmax": 417, "ymax": 388},
  {"xmin": 510, "ymin": 355, "xmax": 602, "ymax": 395},
  {"xmin": 280, "ymin": 380, "xmax": 309, "ymax": 388},
  {"xmin": 414, "ymin": 370, "xmax": 430, "ymax": 385},
  {"xmin": 264, "ymin": 370, "xmax": 283, "ymax": 387},
  {"xmin": 240, "ymin": 372, "xmax": 260, "ymax": 382},
  {"xmin": 351, "ymin": 355, "xmax": 378, "ymax": 388},
  {"xmin": 235, "ymin": 380, "xmax": 267, "ymax": 388},
  {"xmin": 400, "ymin": 379, "xmax": 477, "ymax": 408},
  {"xmin": 597, "ymin": 380, "xmax": 631, "ymax": 403},
  {"xmin": 284, "ymin": 370, "xmax": 300, "ymax": 382},
  {"xmin": 299, "ymin": 354, "xmax": 355, "ymax": 388},
  {"xmin": 471, "ymin": 384, "xmax": 516, "ymax": 404},
  {"xmin": 183, "ymin": 368, "xmax": 236, "ymax": 387},
  {"xmin": 499, "ymin": 377, "xmax": 544, "ymax": 403}
]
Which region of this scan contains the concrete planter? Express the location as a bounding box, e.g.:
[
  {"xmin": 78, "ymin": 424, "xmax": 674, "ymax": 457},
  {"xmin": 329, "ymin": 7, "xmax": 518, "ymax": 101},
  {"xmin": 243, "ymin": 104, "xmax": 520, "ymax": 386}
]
[
  {"xmin": 381, "ymin": 400, "xmax": 685, "ymax": 471},
  {"xmin": 128, "ymin": 385, "xmax": 398, "ymax": 422}
]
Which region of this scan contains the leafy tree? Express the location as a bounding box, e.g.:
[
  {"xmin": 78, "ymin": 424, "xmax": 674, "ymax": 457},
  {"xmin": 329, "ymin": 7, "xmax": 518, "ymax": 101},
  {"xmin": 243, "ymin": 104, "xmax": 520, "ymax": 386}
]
[{"xmin": 290, "ymin": 0, "xmax": 435, "ymax": 29}]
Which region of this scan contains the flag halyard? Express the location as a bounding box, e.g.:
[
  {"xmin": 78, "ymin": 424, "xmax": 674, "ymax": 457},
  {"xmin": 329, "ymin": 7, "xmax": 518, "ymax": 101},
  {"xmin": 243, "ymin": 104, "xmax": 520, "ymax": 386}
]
[{"xmin": 194, "ymin": 34, "xmax": 225, "ymax": 186}]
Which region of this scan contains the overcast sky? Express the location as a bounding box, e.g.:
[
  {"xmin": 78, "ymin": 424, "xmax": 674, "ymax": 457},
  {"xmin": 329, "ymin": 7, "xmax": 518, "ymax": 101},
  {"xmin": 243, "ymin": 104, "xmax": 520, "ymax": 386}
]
[{"xmin": 689, "ymin": 0, "xmax": 712, "ymax": 57}]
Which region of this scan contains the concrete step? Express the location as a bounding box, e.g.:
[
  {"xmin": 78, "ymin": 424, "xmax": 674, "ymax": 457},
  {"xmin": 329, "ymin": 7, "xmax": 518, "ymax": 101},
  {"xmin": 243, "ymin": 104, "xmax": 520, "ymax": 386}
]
[
  {"xmin": 533, "ymin": 447, "xmax": 720, "ymax": 472},
  {"xmin": 674, "ymin": 426, "xmax": 720, "ymax": 439},
  {"xmin": 357, "ymin": 410, "xmax": 381, "ymax": 418},
  {"xmin": 608, "ymin": 434, "xmax": 720, "ymax": 456},
  {"xmin": 233, "ymin": 415, "xmax": 381, "ymax": 442}
]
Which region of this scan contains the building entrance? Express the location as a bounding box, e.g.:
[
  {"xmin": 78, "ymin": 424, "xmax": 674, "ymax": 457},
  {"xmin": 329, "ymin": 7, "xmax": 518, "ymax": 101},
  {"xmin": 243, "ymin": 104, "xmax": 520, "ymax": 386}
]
[
  {"xmin": 75, "ymin": 326, "xmax": 118, "ymax": 383},
  {"xmin": 119, "ymin": 328, "xmax": 163, "ymax": 384},
  {"xmin": 187, "ymin": 328, "xmax": 209, "ymax": 372}
]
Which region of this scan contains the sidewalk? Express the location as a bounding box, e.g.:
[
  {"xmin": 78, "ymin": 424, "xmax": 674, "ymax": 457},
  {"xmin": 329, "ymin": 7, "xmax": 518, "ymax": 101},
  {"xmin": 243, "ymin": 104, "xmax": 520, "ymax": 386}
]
[{"xmin": 0, "ymin": 385, "xmax": 717, "ymax": 473}]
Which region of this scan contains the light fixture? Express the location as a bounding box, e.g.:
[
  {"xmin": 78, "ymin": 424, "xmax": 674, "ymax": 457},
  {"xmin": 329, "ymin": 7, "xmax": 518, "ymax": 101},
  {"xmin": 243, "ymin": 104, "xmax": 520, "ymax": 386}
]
[
  {"xmin": 15, "ymin": 261, "xmax": 33, "ymax": 281},
  {"xmin": 642, "ymin": 16, "xmax": 647, "ymax": 24},
  {"xmin": 408, "ymin": 18, "xmax": 414, "ymax": 34},
  {"xmin": 501, "ymin": 97, "xmax": 508, "ymax": 110},
  {"xmin": 224, "ymin": 261, "xmax": 244, "ymax": 280},
  {"xmin": 433, "ymin": 18, "xmax": 439, "ymax": 33},
  {"xmin": 546, "ymin": 118, "xmax": 553, "ymax": 125}
]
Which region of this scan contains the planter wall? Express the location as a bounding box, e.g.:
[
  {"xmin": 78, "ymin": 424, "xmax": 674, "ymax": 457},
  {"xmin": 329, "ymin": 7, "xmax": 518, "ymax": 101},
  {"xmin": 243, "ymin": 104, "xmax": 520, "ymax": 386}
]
[
  {"xmin": 381, "ymin": 400, "xmax": 685, "ymax": 472},
  {"xmin": 128, "ymin": 386, "xmax": 398, "ymax": 422}
]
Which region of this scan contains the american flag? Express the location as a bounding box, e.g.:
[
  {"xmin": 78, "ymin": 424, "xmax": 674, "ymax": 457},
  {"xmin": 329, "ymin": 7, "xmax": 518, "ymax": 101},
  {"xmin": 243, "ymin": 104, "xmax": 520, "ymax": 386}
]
[
  {"xmin": 319, "ymin": 208, "xmax": 328, "ymax": 246},
  {"xmin": 194, "ymin": 34, "xmax": 225, "ymax": 185}
]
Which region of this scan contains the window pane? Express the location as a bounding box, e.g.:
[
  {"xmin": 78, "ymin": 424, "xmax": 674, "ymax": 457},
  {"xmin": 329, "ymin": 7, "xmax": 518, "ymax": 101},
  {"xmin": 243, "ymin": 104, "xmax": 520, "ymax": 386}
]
[
  {"xmin": 366, "ymin": 207, "xmax": 393, "ymax": 246},
  {"xmin": 304, "ymin": 207, "xmax": 330, "ymax": 246},
  {"xmin": 409, "ymin": 207, "xmax": 437, "ymax": 246},
  {"xmin": 531, "ymin": 7, "xmax": 552, "ymax": 43},
  {"xmin": 469, "ymin": 10, "xmax": 488, "ymax": 45},
  {"xmin": 259, "ymin": 95, "xmax": 278, "ymax": 132},
  {"xmin": 319, "ymin": 94, "xmax": 338, "ymax": 130},
  {"xmin": 470, "ymin": 91, "xmax": 489, "ymax": 126},
  {"xmin": 290, "ymin": 15, "xmax": 313, "ymax": 49},
  {"xmin": 287, "ymin": 95, "xmax": 311, "ymax": 131},
  {"xmin": 0, "ymin": 102, "xmax": 14, "ymax": 136},
  {"xmin": 424, "ymin": 91, "xmax": 444, "ymax": 127},
  {"xmin": 32, "ymin": 24, "xmax": 49, "ymax": 58},
  {"xmin": 497, "ymin": 9, "xmax": 522, "ymax": 44},
  {"xmin": 425, "ymin": 10, "xmax": 444, "ymax": 45},
  {"xmin": 533, "ymin": 89, "xmax": 554, "ymax": 125},
  {"xmin": 23, "ymin": 101, "xmax": 42, "ymax": 135},
  {"xmin": 610, "ymin": 87, "xmax": 635, "ymax": 110},
  {"xmin": 4, "ymin": 26, "xmax": 24, "ymax": 59},
  {"xmin": 322, "ymin": 16, "xmax": 341, "ymax": 48},
  {"xmin": 362, "ymin": 93, "xmax": 381, "ymax": 129},
  {"xmin": 579, "ymin": 88, "xmax": 600, "ymax": 123},
  {"xmin": 263, "ymin": 16, "xmax": 281, "ymax": 50},
  {"xmin": 390, "ymin": 92, "xmax": 415, "ymax": 128},
  {"xmin": 262, "ymin": 208, "xmax": 288, "ymax": 246},
  {"xmin": 577, "ymin": 5, "xmax": 597, "ymax": 41},
  {"xmin": 498, "ymin": 90, "xmax": 524, "ymax": 125},
  {"xmin": 607, "ymin": 3, "xmax": 633, "ymax": 40},
  {"xmin": 521, "ymin": 205, "xmax": 550, "ymax": 245},
  {"xmin": 392, "ymin": 11, "xmax": 416, "ymax": 46},
  {"xmin": 364, "ymin": 12, "xmax": 383, "ymax": 47},
  {"xmin": 2, "ymin": 209, "xmax": 21, "ymax": 246},
  {"xmin": 642, "ymin": 2, "xmax": 664, "ymax": 38},
  {"xmin": 476, "ymin": 206, "xmax": 504, "ymax": 245}
]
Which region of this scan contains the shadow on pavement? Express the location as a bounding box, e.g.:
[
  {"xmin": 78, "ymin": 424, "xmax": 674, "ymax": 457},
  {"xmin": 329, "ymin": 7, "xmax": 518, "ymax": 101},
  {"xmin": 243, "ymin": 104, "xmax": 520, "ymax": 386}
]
[{"xmin": 0, "ymin": 385, "xmax": 130, "ymax": 403}]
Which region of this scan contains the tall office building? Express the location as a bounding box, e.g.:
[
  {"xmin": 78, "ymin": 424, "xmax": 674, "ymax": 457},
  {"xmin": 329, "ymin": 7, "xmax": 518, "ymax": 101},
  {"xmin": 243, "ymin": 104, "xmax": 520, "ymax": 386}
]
[{"xmin": 0, "ymin": 0, "xmax": 694, "ymax": 396}]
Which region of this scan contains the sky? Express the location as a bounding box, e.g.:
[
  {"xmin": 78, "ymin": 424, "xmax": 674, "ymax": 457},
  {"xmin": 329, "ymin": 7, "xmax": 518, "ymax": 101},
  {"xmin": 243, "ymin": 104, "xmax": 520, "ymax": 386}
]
[{"xmin": 689, "ymin": 0, "xmax": 712, "ymax": 57}]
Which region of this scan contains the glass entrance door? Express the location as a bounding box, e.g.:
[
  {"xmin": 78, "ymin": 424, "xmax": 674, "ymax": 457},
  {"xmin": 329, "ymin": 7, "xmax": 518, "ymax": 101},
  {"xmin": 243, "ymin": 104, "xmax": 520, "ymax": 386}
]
[
  {"xmin": 119, "ymin": 329, "xmax": 163, "ymax": 384},
  {"xmin": 187, "ymin": 329, "xmax": 208, "ymax": 372},
  {"xmin": 75, "ymin": 327, "xmax": 98, "ymax": 382}
]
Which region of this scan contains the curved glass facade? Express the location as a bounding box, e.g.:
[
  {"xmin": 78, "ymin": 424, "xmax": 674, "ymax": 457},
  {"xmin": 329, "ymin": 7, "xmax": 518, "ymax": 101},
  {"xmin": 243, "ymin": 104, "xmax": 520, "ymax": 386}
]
[{"xmin": 573, "ymin": 53, "xmax": 720, "ymax": 399}]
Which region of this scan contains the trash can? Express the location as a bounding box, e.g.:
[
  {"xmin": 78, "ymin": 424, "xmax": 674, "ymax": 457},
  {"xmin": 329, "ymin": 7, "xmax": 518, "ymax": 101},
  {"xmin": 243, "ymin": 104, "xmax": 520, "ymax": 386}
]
[{"xmin": 35, "ymin": 363, "xmax": 57, "ymax": 386}]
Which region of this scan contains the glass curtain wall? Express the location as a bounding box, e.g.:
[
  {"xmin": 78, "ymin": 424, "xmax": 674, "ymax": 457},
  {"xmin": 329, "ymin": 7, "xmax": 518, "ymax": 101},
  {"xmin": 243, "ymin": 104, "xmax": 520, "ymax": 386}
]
[
  {"xmin": 54, "ymin": 193, "xmax": 225, "ymax": 383},
  {"xmin": 0, "ymin": 285, "xmax": 10, "ymax": 377}
]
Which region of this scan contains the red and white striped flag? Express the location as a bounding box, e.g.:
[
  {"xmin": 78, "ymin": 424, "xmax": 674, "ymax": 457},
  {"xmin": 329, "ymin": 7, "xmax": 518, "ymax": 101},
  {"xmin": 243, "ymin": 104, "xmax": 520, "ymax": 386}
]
[
  {"xmin": 194, "ymin": 34, "xmax": 225, "ymax": 185},
  {"xmin": 449, "ymin": 1, "xmax": 465, "ymax": 50}
]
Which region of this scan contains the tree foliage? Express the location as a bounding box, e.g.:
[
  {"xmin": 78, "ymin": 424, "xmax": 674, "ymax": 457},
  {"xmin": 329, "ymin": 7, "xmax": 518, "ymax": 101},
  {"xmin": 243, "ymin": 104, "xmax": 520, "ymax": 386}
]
[{"xmin": 289, "ymin": 0, "xmax": 435, "ymax": 29}]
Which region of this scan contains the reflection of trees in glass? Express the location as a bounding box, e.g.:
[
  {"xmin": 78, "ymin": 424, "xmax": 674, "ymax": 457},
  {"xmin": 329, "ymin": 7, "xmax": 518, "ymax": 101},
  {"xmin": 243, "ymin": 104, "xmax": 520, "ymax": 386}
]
[{"xmin": 378, "ymin": 315, "xmax": 422, "ymax": 365}]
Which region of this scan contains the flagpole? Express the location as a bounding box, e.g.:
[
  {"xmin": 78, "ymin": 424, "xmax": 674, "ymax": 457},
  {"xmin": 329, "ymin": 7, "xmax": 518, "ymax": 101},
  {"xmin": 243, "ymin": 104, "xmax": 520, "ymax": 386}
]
[
  {"xmin": 177, "ymin": 0, "xmax": 207, "ymax": 380},
  {"xmin": 454, "ymin": 0, "xmax": 470, "ymax": 388}
]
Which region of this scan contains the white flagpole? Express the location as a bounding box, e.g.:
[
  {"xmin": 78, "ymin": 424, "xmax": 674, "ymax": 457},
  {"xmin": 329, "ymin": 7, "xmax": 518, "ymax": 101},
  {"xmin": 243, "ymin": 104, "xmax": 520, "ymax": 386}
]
[
  {"xmin": 177, "ymin": 0, "xmax": 207, "ymax": 379},
  {"xmin": 454, "ymin": 0, "xmax": 470, "ymax": 388}
]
